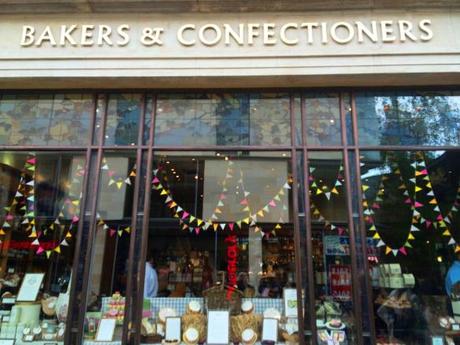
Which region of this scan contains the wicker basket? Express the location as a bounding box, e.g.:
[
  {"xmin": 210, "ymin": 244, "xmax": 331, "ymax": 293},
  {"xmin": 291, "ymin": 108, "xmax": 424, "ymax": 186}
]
[{"xmin": 203, "ymin": 284, "xmax": 243, "ymax": 315}]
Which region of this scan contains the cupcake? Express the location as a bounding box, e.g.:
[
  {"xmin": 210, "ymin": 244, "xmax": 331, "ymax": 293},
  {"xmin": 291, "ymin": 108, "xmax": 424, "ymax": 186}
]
[
  {"xmin": 187, "ymin": 301, "xmax": 201, "ymax": 314},
  {"xmin": 241, "ymin": 328, "xmax": 257, "ymax": 345},
  {"xmin": 241, "ymin": 301, "xmax": 254, "ymax": 314},
  {"xmin": 263, "ymin": 308, "xmax": 281, "ymax": 320},
  {"xmin": 183, "ymin": 327, "xmax": 199, "ymax": 345}
]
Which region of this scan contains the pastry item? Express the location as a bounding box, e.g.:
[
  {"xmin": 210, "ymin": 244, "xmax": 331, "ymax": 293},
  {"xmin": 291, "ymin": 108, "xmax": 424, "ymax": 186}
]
[
  {"xmin": 183, "ymin": 327, "xmax": 199, "ymax": 345},
  {"xmin": 187, "ymin": 301, "xmax": 201, "ymax": 314},
  {"xmin": 241, "ymin": 301, "xmax": 254, "ymax": 314},
  {"xmin": 159, "ymin": 308, "xmax": 177, "ymax": 324},
  {"xmin": 241, "ymin": 328, "xmax": 257, "ymax": 345},
  {"xmin": 263, "ymin": 308, "xmax": 281, "ymax": 320},
  {"xmin": 42, "ymin": 296, "xmax": 58, "ymax": 316}
]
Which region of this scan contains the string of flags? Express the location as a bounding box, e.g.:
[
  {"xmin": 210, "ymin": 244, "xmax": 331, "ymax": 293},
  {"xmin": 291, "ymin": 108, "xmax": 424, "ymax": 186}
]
[
  {"xmin": 308, "ymin": 163, "xmax": 344, "ymax": 200},
  {"xmin": 362, "ymin": 151, "xmax": 460, "ymax": 256},
  {"xmin": 0, "ymin": 154, "xmax": 36, "ymax": 236},
  {"xmin": 362, "ymin": 155, "xmax": 420, "ymax": 256},
  {"xmin": 33, "ymin": 161, "xmax": 86, "ymax": 258},
  {"xmin": 310, "ymin": 202, "xmax": 348, "ymax": 235},
  {"xmin": 152, "ymin": 165, "xmax": 291, "ymax": 236},
  {"xmin": 101, "ymin": 158, "xmax": 137, "ymax": 189},
  {"xmin": 410, "ymin": 152, "xmax": 460, "ymax": 252}
]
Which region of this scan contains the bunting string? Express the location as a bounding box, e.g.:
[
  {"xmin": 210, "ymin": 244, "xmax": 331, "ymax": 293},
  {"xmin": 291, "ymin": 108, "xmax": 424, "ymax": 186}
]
[
  {"xmin": 362, "ymin": 153, "xmax": 419, "ymax": 256},
  {"xmin": 152, "ymin": 167, "xmax": 291, "ymax": 235}
]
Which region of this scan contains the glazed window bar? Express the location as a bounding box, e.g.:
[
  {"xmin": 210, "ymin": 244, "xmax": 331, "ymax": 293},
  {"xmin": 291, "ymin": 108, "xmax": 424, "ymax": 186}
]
[{"xmin": 0, "ymin": 91, "xmax": 457, "ymax": 345}]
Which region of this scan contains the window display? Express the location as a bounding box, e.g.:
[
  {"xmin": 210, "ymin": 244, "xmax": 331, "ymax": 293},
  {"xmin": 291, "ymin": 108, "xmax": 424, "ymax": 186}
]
[
  {"xmin": 0, "ymin": 90, "xmax": 457, "ymax": 345},
  {"xmin": 83, "ymin": 153, "xmax": 137, "ymax": 343},
  {"xmin": 0, "ymin": 152, "xmax": 84, "ymax": 343},
  {"xmin": 139, "ymin": 151, "xmax": 300, "ymax": 344},
  {"xmin": 361, "ymin": 151, "xmax": 460, "ymax": 345},
  {"xmin": 308, "ymin": 152, "xmax": 355, "ymax": 345}
]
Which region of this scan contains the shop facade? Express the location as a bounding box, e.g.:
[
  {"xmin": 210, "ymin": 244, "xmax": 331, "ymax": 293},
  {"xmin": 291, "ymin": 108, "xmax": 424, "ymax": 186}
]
[{"xmin": 0, "ymin": 2, "xmax": 459, "ymax": 345}]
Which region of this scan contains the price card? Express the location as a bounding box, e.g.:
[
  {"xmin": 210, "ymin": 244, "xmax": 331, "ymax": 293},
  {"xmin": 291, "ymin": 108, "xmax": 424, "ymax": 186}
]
[{"xmin": 207, "ymin": 311, "xmax": 229, "ymax": 345}]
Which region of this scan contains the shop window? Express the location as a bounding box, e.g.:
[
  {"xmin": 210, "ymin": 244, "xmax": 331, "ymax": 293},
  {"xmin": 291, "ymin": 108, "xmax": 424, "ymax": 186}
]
[
  {"xmin": 360, "ymin": 150, "xmax": 460, "ymax": 345},
  {"xmin": 83, "ymin": 153, "xmax": 137, "ymax": 342},
  {"xmin": 356, "ymin": 91, "xmax": 460, "ymax": 146},
  {"xmin": 308, "ymin": 151, "xmax": 357, "ymax": 344},
  {"xmin": 103, "ymin": 94, "xmax": 143, "ymax": 146},
  {"xmin": 140, "ymin": 151, "xmax": 300, "ymax": 344},
  {"xmin": 0, "ymin": 94, "xmax": 93, "ymax": 146},
  {"xmin": 304, "ymin": 94, "xmax": 343, "ymax": 146},
  {"xmin": 154, "ymin": 93, "xmax": 291, "ymax": 146},
  {"xmin": 0, "ymin": 152, "xmax": 85, "ymax": 343}
]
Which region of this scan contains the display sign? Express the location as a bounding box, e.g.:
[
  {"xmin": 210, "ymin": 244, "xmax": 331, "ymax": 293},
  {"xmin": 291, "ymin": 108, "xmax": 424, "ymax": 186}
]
[
  {"xmin": 95, "ymin": 319, "xmax": 116, "ymax": 342},
  {"xmin": 262, "ymin": 318, "xmax": 278, "ymax": 342},
  {"xmin": 165, "ymin": 317, "xmax": 181, "ymax": 342},
  {"xmin": 283, "ymin": 288, "xmax": 298, "ymax": 317},
  {"xmin": 207, "ymin": 311, "xmax": 229, "ymax": 345},
  {"xmin": 16, "ymin": 273, "xmax": 45, "ymax": 302}
]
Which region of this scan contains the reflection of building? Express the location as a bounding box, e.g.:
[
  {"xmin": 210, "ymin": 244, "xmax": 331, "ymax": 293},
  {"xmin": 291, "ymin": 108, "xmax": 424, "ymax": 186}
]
[{"xmin": 0, "ymin": 1, "xmax": 459, "ymax": 345}]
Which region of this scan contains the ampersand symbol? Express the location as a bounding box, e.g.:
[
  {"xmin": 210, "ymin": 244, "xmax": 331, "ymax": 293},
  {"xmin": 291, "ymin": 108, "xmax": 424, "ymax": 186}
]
[{"xmin": 141, "ymin": 27, "xmax": 164, "ymax": 46}]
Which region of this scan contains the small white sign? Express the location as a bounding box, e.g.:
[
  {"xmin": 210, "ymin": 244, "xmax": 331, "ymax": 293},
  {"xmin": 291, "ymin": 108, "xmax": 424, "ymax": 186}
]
[
  {"xmin": 16, "ymin": 273, "xmax": 44, "ymax": 302},
  {"xmin": 95, "ymin": 319, "xmax": 116, "ymax": 342},
  {"xmin": 207, "ymin": 311, "xmax": 229, "ymax": 344},
  {"xmin": 283, "ymin": 288, "xmax": 298, "ymax": 317},
  {"xmin": 165, "ymin": 317, "xmax": 181, "ymax": 341},
  {"xmin": 262, "ymin": 318, "xmax": 278, "ymax": 342},
  {"xmin": 431, "ymin": 336, "xmax": 444, "ymax": 345}
]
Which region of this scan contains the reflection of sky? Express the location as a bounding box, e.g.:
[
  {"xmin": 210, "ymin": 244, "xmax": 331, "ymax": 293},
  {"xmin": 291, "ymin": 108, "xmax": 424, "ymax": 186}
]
[{"xmin": 371, "ymin": 95, "xmax": 460, "ymax": 146}]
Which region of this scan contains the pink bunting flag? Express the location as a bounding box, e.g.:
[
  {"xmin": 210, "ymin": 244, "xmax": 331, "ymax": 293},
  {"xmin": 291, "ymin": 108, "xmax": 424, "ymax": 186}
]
[
  {"xmin": 425, "ymin": 220, "xmax": 432, "ymax": 228},
  {"xmin": 219, "ymin": 194, "xmax": 226, "ymax": 200},
  {"xmin": 229, "ymin": 223, "xmax": 234, "ymax": 231},
  {"xmin": 109, "ymin": 229, "xmax": 116, "ymax": 237},
  {"xmin": 268, "ymin": 200, "xmax": 277, "ymax": 207},
  {"xmin": 338, "ymin": 227, "xmax": 345, "ymax": 236},
  {"xmin": 414, "ymin": 201, "xmax": 423, "ymax": 208},
  {"xmin": 240, "ymin": 199, "xmax": 248, "ymax": 206},
  {"xmin": 437, "ymin": 214, "xmax": 443, "ymax": 221},
  {"xmin": 420, "ymin": 169, "xmax": 428, "ymax": 175},
  {"xmin": 5, "ymin": 214, "xmax": 13, "ymax": 221},
  {"xmin": 372, "ymin": 203, "xmax": 380, "ymax": 209},
  {"xmin": 399, "ymin": 247, "xmax": 407, "ymax": 256},
  {"xmin": 36, "ymin": 246, "xmax": 44, "ymax": 254},
  {"xmin": 72, "ymin": 216, "xmax": 79, "ymax": 223},
  {"xmin": 181, "ymin": 211, "xmax": 190, "ymax": 219},
  {"xmin": 404, "ymin": 198, "xmax": 412, "ymax": 204},
  {"xmin": 195, "ymin": 228, "xmax": 200, "ymax": 235},
  {"xmin": 152, "ymin": 176, "xmax": 160, "ymax": 184},
  {"xmin": 27, "ymin": 158, "xmax": 36, "ymax": 164},
  {"xmin": 108, "ymin": 171, "xmax": 115, "ymax": 177}
]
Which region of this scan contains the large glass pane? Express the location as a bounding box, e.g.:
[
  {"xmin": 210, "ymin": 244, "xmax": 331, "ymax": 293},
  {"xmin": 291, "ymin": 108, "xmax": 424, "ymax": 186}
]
[
  {"xmin": 83, "ymin": 152, "xmax": 137, "ymax": 342},
  {"xmin": 140, "ymin": 151, "xmax": 299, "ymax": 344},
  {"xmin": 0, "ymin": 94, "xmax": 93, "ymax": 146},
  {"xmin": 154, "ymin": 93, "xmax": 291, "ymax": 146},
  {"xmin": 356, "ymin": 91, "xmax": 460, "ymax": 146},
  {"xmin": 360, "ymin": 150, "xmax": 460, "ymax": 345},
  {"xmin": 0, "ymin": 152, "xmax": 85, "ymax": 343},
  {"xmin": 104, "ymin": 94, "xmax": 142, "ymax": 146},
  {"xmin": 309, "ymin": 152, "xmax": 356, "ymax": 344},
  {"xmin": 304, "ymin": 94, "xmax": 342, "ymax": 146}
]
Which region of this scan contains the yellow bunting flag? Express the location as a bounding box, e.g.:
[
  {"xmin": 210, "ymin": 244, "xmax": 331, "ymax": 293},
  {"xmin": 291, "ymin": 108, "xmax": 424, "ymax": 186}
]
[
  {"xmin": 54, "ymin": 246, "xmax": 61, "ymax": 254},
  {"xmin": 362, "ymin": 185, "xmax": 369, "ymax": 192},
  {"xmin": 385, "ymin": 246, "xmax": 392, "ymax": 255},
  {"xmin": 372, "ymin": 232, "xmax": 380, "ymax": 239},
  {"xmin": 213, "ymin": 223, "xmax": 218, "ymax": 231},
  {"xmin": 443, "ymin": 229, "xmax": 451, "ymax": 236}
]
